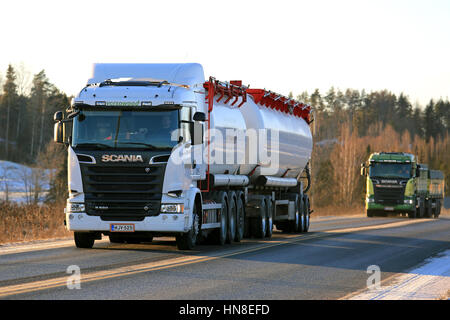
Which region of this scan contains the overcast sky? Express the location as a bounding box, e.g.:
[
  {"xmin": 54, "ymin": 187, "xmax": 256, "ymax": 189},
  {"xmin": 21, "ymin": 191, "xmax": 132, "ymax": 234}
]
[{"xmin": 1, "ymin": 0, "xmax": 449, "ymax": 106}]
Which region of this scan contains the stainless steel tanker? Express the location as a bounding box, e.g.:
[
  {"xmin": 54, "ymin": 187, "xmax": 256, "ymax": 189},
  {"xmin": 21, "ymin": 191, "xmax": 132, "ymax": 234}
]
[
  {"xmin": 209, "ymin": 85, "xmax": 313, "ymax": 181},
  {"xmin": 56, "ymin": 63, "xmax": 314, "ymax": 250}
]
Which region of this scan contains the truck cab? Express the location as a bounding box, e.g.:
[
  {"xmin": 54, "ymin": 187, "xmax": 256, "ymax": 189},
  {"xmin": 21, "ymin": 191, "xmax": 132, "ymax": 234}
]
[
  {"xmin": 361, "ymin": 152, "xmax": 417, "ymax": 217},
  {"xmin": 55, "ymin": 64, "xmax": 208, "ymax": 248}
]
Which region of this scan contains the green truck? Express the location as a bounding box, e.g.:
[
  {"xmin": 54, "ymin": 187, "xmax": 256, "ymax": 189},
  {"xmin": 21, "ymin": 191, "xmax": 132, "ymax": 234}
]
[{"xmin": 361, "ymin": 152, "xmax": 444, "ymax": 218}]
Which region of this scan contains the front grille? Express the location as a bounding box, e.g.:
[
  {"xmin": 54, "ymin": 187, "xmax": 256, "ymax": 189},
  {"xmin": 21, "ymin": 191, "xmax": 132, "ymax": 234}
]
[
  {"xmin": 374, "ymin": 185, "xmax": 405, "ymax": 204},
  {"xmin": 81, "ymin": 163, "xmax": 166, "ymax": 221}
]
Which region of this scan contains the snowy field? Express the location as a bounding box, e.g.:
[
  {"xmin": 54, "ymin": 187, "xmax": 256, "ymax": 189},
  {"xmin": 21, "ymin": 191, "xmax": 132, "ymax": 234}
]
[{"xmin": 0, "ymin": 161, "xmax": 52, "ymax": 203}]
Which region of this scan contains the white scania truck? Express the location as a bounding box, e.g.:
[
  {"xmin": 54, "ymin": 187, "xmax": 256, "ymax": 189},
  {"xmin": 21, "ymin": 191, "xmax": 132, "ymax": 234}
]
[{"xmin": 54, "ymin": 63, "xmax": 314, "ymax": 250}]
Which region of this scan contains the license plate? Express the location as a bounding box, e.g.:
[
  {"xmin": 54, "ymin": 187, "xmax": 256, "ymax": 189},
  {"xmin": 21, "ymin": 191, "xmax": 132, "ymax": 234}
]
[
  {"xmin": 110, "ymin": 224, "xmax": 135, "ymax": 232},
  {"xmin": 384, "ymin": 207, "xmax": 394, "ymax": 211}
]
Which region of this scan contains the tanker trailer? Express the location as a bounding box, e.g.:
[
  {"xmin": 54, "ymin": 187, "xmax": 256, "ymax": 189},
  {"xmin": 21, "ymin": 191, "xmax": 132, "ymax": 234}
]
[{"xmin": 54, "ymin": 63, "xmax": 314, "ymax": 250}]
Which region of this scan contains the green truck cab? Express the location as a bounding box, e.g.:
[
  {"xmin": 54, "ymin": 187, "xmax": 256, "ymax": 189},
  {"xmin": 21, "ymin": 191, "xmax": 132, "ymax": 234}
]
[
  {"xmin": 361, "ymin": 152, "xmax": 418, "ymax": 218},
  {"xmin": 361, "ymin": 152, "xmax": 444, "ymax": 219}
]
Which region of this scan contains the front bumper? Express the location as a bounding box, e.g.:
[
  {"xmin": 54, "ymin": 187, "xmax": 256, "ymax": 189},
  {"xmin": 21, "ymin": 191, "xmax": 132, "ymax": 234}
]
[
  {"xmin": 65, "ymin": 211, "xmax": 190, "ymax": 233},
  {"xmin": 366, "ymin": 202, "xmax": 415, "ymax": 212}
]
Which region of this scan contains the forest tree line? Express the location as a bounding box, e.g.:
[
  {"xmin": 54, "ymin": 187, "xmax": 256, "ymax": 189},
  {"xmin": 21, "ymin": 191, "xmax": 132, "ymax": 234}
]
[{"xmin": 0, "ymin": 64, "xmax": 449, "ymax": 206}]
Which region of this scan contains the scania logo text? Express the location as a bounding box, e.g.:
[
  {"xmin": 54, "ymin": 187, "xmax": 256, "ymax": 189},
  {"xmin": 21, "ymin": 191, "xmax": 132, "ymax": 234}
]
[{"xmin": 101, "ymin": 155, "xmax": 144, "ymax": 162}]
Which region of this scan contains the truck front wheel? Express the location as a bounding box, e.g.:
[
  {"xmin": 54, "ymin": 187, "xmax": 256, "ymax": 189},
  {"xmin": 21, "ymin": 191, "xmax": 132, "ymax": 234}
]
[
  {"xmin": 408, "ymin": 207, "xmax": 416, "ymax": 219},
  {"xmin": 74, "ymin": 232, "xmax": 95, "ymax": 249},
  {"xmin": 176, "ymin": 205, "xmax": 200, "ymax": 250},
  {"xmin": 212, "ymin": 191, "xmax": 228, "ymax": 246}
]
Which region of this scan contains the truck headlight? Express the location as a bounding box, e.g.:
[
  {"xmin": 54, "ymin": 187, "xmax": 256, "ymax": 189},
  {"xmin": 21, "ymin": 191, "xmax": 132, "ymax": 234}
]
[
  {"xmin": 367, "ymin": 198, "xmax": 374, "ymax": 203},
  {"xmin": 404, "ymin": 199, "xmax": 414, "ymax": 205},
  {"xmin": 160, "ymin": 204, "xmax": 184, "ymax": 213},
  {"xmin": 67, "ymin": 203, "xmax": 85, "ymax": 213}
]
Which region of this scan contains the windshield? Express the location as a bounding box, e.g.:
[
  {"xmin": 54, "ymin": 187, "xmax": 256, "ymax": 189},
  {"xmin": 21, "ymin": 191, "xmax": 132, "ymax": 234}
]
[
  {"xmin": 72, "ymin": 109, "xmax": 179, "ymax": 150},
  {"xmin": 369, "ymin": 162, "xmax": 412, "ymax": 179}
]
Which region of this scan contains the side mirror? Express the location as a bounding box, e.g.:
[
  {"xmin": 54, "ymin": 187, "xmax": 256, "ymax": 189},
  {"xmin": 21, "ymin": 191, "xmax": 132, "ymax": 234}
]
[
  {"xmin": 54, "ymin": 111, "xmax": 63, "ymax": 122},
  {"xmin": 54, "ymin": 122, "xmax": 64, "ymax": 144},
  {"xmin": 416, "ymin": 167, "xmax": 420, "ymax": 177},
  {"xmin": 360, "ymin": 163, "xmax": 366, "ymax": 176},
  {"xmin": 193, "ymin": 112, "xmax": 206, "ymax": 122}
]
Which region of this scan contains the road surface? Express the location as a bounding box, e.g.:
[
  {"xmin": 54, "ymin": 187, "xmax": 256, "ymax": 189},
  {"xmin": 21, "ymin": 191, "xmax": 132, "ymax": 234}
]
[{"xmin": 0, "ymin": 213, "xmax": 449, "ymax": 300}]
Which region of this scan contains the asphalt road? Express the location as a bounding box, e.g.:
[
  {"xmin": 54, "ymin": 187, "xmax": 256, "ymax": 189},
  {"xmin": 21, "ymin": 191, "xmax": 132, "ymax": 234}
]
[{"xmin": 0, "ymin": 213, "xmax": 449, "ymax": 300}]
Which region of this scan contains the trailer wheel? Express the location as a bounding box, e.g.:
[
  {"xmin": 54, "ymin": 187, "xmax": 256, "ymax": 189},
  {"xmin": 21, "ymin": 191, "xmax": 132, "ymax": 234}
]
[
  {"xmin": 297, "ymin": 196, "xmax": 305, "ymax": 233},
  {"xmin": 288, "ymin": 195, "xmax": 300, "ymax": 233},
  {"xmin": 418, "ymin": 197, "xmax": 425, "ymax": 218},
  {"xmin": 303, "ymin": 195, "xmax": 310, "ymax": 233},
  {"xmin": 426, "ymin": 199, "xmax": 433, "ymax": 218},
  {"xmin": 251, "ymin": 199, "xmax": 267, "ymax": 239},
  {"xmin": 265, "ymin": 197, "xmax": 273, "ymax": 238},
  {"xmin": 434, "ymin": 200, "xmax": 440, "ymax": 218},
  {"xmin": 235, "ymin": 194, "xmax": 245, "ymax": 242},
  {"xmin": 176, "ymin": 204, "xmax": 200, "ymax": 250},
  {"xmin": 74, "ymin": 232, "xmax": 95, "ymax": 249},
  {"xmin": 227, "ymin": 192, "xmax": 237, "ymax": 244}
]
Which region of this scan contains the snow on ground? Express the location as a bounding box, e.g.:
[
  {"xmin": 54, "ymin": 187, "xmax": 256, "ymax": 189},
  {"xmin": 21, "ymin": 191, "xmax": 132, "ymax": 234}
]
[
  {"xmin": 350, "ymin": 249, "xmax": 450, "ymax": 300},
  {"xmin": 0, "ymin": 160, "xmax": 52, "ymax": 203}
]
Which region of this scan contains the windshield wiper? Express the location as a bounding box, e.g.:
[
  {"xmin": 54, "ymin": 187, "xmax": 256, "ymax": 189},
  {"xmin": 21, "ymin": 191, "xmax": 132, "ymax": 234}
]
[{"xmin": 74, "ymin": 143, "xmax": 111, "ymax": 149}]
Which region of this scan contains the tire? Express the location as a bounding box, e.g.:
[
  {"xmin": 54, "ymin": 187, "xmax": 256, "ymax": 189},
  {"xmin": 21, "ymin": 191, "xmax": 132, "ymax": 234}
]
[
  {"xmin": 288, "ymin": 195, "xmax": 300, "ymax": 232},
  {"xmin": 251, "ymin": 199, "xmax": 266, "ymax": 239},
  {"xmin": 212, "ymin": 191, "xmax": 228, "ymax": 246},
  {"xmin": 235, "ymin": 194, "xmax": 245, "ymax": 242},
  {"xmin": 74, "ymin": 232, "xmax": 95, "ymax": 249},
  {"xmin": 227, "ymin": 191, "xmax": 237, "ymax": 244},
  {"xmin": 298, "ymin": 196, "xmax": 305, "ymax": 233},
  {"xmin": 265, "ymin": 197, "xmax": 273, "ymax": 238},
  {"xmin": 176, "ymin": 204, "xmax": 200, "ymax": 250},
  {"xmin": 434, "ymin": 200, "xmax": 441, "ymax": 218},
  {"xmin": 367, "ymin": 209, "xmax": 374, "ymax": 218},
  {"xmin": 408, "ymin": 207, "xmax": 417, "ymax": 219},
  {"xmin": 426, "ymin": 199, "xmax": 433, "ymax": 218},
  {"xmin": 418, "ymin": 197, "xmax": 425, "ymax": 218},
  {"xmin": 303, "ymin": 195, "xmax": 310, "ymax": 233},
  {"xmin": 109, "ymin": 235, "xmax": 125, "ymax": 244}
]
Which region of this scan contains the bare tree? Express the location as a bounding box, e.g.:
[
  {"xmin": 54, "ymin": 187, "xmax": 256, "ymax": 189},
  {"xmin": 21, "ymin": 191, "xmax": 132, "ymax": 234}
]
[
  {"xmin": 19, "ymin": 165, "xmax": 32, "ymax": 205},
  {"xmin": 31, "ymin": 166, "xmax": 45, "ymax": 204},
  {"xmin": 14, "ymin": 62, "xmax": 33, "ymax": 97},
  {"xmin": 0, "ymin": 162, "xmax": 11, "ymax": 202},
  {"xmin": 14, "ymin": 63, "xmax": 33, "ymax": 146}
]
